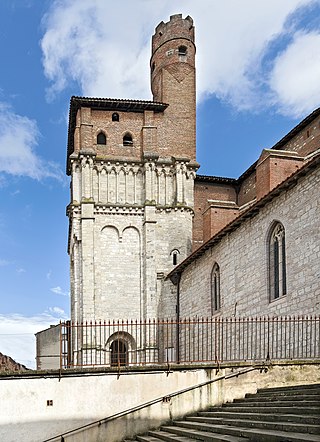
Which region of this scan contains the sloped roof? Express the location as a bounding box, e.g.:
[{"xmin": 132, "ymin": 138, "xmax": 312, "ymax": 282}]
[
  {"xmin": 196, "ymin": 107, "xmax": 320, "ymax": 186},
  {"xmin": 168, "ymin": 152, "xmax": 320, "ymax": 282}
]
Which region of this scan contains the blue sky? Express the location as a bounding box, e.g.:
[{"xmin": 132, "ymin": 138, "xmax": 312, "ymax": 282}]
[{"xmin": 0, "ymin": 0, "xmax": 319, "ymax": 368}]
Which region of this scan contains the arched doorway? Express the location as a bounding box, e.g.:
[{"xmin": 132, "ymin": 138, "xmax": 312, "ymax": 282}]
[{"xmin": 110, "ymin": 339, "xmax": 128, "ymax": 366}]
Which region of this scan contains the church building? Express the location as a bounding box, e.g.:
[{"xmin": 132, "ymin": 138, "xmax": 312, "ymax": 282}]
[
  {"xmin": 67, "ymin": 14, "xmax": 198, "ymax": 325},
  {"xmin": 36, "ymin": 14, "xmax": 319, "ymax": 369}
]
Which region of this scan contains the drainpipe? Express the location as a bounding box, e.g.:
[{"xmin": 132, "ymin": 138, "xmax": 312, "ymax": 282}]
[
  {"xmin": 170, "ymin": 271, "xmax": 181, "ymax": 364},
  {"xmin": 176, "ymin": 274, "xmax": 181, "ymax": 364}
]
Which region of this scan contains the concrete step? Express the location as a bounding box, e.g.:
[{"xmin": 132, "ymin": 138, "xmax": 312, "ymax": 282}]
[
  {"xmin": 163, "ymin": 422, "xmax": 320, "ymax": 442},
  {"xmin": 198, "ymin": 410, "xmax": 320, "ymax": 425},
  {"xmin": 222, "ymin": 399, "xmax": 319, "ymax": 408},
  {"xmin": 126, "ymin": 384, "xmax": 320, "ymax": 442},
  {"xmin": 257, "ymin": 384, "xmax": 320, "ymax": 394},
  {"xmin": 147, "ymin": 430, "xmax": 204, "ymax": 441},
  {"xmin": 150, "ymin": 428, "xmax": 249, "ymax": 441},
  {"xmin": 239, "ymin": 393, "xmax": 320, "ymax": 402},
  {"xmin": 214, "ymin": 404, "xmax": 320, "ymax": 415},
  {"xmin": 186, "ymin": 416, "xmax": 320, "ymax": 435},
  {"xmin": 136, "ymin": 433, "xmax": 196, "ymax": 442},
  {"xmin": 135, "ymin": 436, "xmax": 167, "ymax": 442}
]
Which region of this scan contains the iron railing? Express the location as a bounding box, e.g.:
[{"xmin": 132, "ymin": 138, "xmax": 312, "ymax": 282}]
[{"xmin": 59, "ymin": 315, "xmax": 320, "ymax": 369}]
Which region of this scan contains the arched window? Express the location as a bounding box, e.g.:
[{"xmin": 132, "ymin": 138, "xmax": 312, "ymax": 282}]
[
  {"xmin": 178, "ymin": 45, "xmax": 187, "ymax": 56},
  {"xmin": 110, "ymin": 339, "xmax": 127, "ymax": 366},
  {"xmin": 211, "ymin": 263, "xmax": 220, "ymax": 313},
  {"xmin": 268, "ymin": 222, "xmax": 287, "ymax": 301},
  {"xmin": 171, "ymin": 249, "xmax": 180, "ymax": 266},
  {"xmin": 112, "ymin": 112, "xmax": 119, "ymax": 122},
  {"xmin": 97, "ymin": 132, "xmax": 106, "ymax": 145},
  {"xmin": 123, "ymin": 132, "xmax": 133, "ymax": 146}
]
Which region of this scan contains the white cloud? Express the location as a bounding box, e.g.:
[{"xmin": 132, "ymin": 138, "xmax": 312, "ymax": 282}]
[
  {"xmin": 269, "ymin": 31, "xmax": 320, "ymax": 117},
  {"xmin": 0, "ymin": 310, "xmax": 68, "ymax": 369},
  {"xmin": 50, "ymin": 286, "xmax": 70, "ymax": 297},
  {"xmin": 0, "ymin": 259, "xmax": 9, "ymax": 266},
  {"xmin": 41, "ymin": 0, "xmax": 320, "ymax": 117},
  {"xmin": 48, "ymin": 306, "xmax": 65, "ymax": 316},
  {"xmin": 0, "ymin": 102, "xmax": 64, "ymax": 181}
]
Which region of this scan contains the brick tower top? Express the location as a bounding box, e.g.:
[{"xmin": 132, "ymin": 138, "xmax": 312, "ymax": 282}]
[
  {"xmin": 150, "ymin": 14, "xmax": 195, "ymax": 103},
  {"xmin": 150, "ymin": 14, "xmax": 196, "ymax": 161},
  {"xmin": 152, "ymin": 14, "xmax": 195, "ymax": 54}
]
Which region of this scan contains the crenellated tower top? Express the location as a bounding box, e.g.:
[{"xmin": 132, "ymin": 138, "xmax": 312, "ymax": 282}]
[{"xmin": 150, "ymin": 14, "xmax": 196, "ymax": 161}]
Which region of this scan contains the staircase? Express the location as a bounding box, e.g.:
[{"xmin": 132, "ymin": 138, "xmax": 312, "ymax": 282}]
[{"xmin": 126, "ymin": 383, "xmax": 320, "ymax": 442}]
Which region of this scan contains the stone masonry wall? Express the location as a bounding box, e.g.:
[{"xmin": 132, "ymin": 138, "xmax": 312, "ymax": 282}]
[{"xmin": 174, "ymin": 164, "xmax": 320, "ymax": 319}]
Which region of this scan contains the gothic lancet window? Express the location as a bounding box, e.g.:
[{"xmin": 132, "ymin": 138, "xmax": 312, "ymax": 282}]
[
  {"xmin": 268, "ymin": 222, "xmax": 287, "ymax": 301},
  {"xmin": 97, "ymin": 132, "xmax": 106, "ymax": 145},
  {"xmin": 211, "ymin": 263, "xmax": 220, "ymax": 313}
]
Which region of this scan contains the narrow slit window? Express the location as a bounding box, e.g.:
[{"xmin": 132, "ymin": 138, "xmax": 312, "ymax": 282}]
[
  {"xmin": 173, "ymin": 252, "xmax": 178, "ymax": 266},
  {"xmin": 171, "ymin": 249, "xmax": 180, "ymax": 266}
]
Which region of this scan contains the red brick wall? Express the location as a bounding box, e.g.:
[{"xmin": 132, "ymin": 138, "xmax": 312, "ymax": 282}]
[
  {"xmin": 151, "ymin": 14, "xmax": 196, "ymax": 161},
  {"xmin": 256, "ymin": 152, "xmax": 304, "ymax": 200},
  {"xmin": 193, "ymin": 180, "xmax": 237, "ymax": 249},
  {"xmin": 237, "ymin": 171, "xmax": 256, "ymax": 206},
  {"xmin": 203, "ymin": 205, "xmax": 239, "ymax": 242},
  {"xmin": 279, "ymin": 117, "xmax": 320, "ymax": 157}
]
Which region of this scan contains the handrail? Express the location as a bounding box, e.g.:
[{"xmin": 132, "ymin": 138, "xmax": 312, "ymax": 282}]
[{"xmin": 43, "ymin": 364, "xmax": 265, "ymax": 441}]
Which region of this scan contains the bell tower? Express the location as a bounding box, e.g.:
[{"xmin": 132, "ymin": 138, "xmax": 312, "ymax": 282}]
[
  {"xmin": 66, "ymin": 14, "xmax": 199, "ymax": 337},
  {"xmin": 150, "ymin": 14, "xmax": 196, "ymax": 161}
]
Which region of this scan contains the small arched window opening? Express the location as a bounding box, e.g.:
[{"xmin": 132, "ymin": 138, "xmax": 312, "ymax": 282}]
[
  {"xmin": 112, "ymin": 112, "xmax": 119, "ymax": 122},
  {"xmin": 123, "ymin": 132, "xmax": 133, "ymax": 146},
  {"xmin": 110, "ymin": 339, "xmax": 127, "ymax": 366},
  {"xmin": 178, "ymin": 45, "xmax": 187, "ymax": 56},
  {"xmin": 268, "ymin": 222, "xmax": 287, "ymax": 301},
  {"xmin": 171, "ymin": 249, "xmax": 180, "ymax": 266},
  {"xmin": 211, "ymin": 263, "xmax": 220, "ymax": 313},
  {"xmin": 97, "ymin": 132, "xmax": 106, "ymax": 145}
]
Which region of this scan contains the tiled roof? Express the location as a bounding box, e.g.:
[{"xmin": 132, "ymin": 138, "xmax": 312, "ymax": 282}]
[
  {"xmin": 196, "ymin": 175, "xmax": 237, "ymax": 184},
  {"xmin": 168, "ymin": 152, "xmax": 320, "ymax": 281}
]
